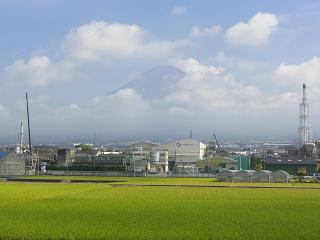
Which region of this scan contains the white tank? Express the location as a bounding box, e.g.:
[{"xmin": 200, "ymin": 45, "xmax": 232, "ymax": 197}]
[
  {"xmin": 165, "ymin": 159, "xmax": 168, "ymax": 173},
  {"xmin": 150, "ymin": 151, "xmax": 160, "ymax": 162},
  {"xmin": 164, "ymin": 151, "xmax": 168, "ymax": 161},
  {"xmin": 15, "ymin": 146, "xmax": 20, "ymax": 154},
  {"xmin": 147, "ymin": 161, "xmax": 150, "ymax": 171}
]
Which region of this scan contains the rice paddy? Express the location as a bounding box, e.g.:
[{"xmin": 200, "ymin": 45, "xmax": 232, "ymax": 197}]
[{"xmin": 1, "ymin": 177, "xmax": 320, "ymax": 239}]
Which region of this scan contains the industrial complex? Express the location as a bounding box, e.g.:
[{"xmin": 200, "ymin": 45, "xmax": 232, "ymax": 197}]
[{"xmin": 0, "ymin": 84, "xmax": 319, "ymax": 181}]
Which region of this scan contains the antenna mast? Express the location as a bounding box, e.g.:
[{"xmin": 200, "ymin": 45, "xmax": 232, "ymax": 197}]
[
  {"xmin": 26, "ymin": 92, "xmax": 32, "ymax": 156},
  {"xmin": 93, "ymin": 129, "xmax": 96, "ymax": 146},
  {"xmin": 298, "ymin": 83, "xmax": 312, "ymax": 143}
]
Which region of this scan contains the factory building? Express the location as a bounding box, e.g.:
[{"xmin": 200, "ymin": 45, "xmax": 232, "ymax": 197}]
[
  {"xmin": 154, "ymin": 138, "xmax": 206, "ymax": 173},
  {"xmin": 154, "ymin": 138, "xmax": 206, "ymax": 162},
  {"xmin": 264, "ymin": 157, "xmax": 317, "ymax": 176},
  {"xmin": 152, "ymin": 138, "xmax": 206, "ymax": 173},
  {"xmin": 0, "ymin": 152, "xmax": 25, "ymax": 176},
  {"xmin": 127, "ymin": 148, "xmax": 169, "ymax": 174},
  {"xmin": 57, "ymin": 148, "xmax": 74, "ymax": 165},
  {"xmin": 127, "ymin": 141, "xmax": 158, "ymax": 151},
  {"xmin": 197, "ymin": 157, "xmax": 238, "ymax": 174},
  {"xmin": 34, "ymin": 145, "xmax": 58, "ymax": 164}
]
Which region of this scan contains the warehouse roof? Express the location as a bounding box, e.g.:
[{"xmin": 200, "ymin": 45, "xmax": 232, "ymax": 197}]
[
  {"xmin": 0, "ymin": 152, "xmax": 8, "ymax": 159},
  {"xmin": 265, "ymin": 157, "xmax": 316, "ymax": 165}
]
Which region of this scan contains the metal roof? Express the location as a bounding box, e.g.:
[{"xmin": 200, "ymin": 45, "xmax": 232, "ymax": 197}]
[
  {"xmin": 265, "ymin": 157, "xmax": 316, "ymax": 165},
  {"xmin": 0, "ymin": 152, "xmax": 9, "ymax": 158}
]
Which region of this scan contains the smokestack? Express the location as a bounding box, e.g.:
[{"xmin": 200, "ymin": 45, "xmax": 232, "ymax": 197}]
[
  {"xmin": 189, "ymin": 129, "xmax": 192, "ymax": 139},
  {"xmin": 303, "ymin": 83, "xmax": 307, "ymax": 101},
  {"xmin": 26, "ymin": 92, "xmax": 32, "ymax": 156},
  {"xmin": 15, "ymin": 122, "xmax": 24, "ymax": 154},
  {"xmin": 20, "ymin": 122, "xmax": 24, "ymax": 147}
]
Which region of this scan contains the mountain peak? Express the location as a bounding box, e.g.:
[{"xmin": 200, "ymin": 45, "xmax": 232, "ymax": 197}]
[{"xmin": 116, "ymin": 65, "xmax": 185, "ymax": 99}]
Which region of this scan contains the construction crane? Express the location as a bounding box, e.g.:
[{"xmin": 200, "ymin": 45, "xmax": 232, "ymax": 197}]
[{"xmin": 213, "ymin": 133, "xmax": 221, "ymax": 153}]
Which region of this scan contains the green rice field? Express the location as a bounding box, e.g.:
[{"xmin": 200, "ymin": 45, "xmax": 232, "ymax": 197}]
[{"xmin": 1, "ymin": 177, "xmax": 320, "ymax": 239}]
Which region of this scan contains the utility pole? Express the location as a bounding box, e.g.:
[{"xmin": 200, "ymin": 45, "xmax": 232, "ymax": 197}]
[
  {"xmin": 132, "ymin": 150, "xmax": 135, "ymax": 181},
  {"xmin": 26, "ymin": 92, "xmax": 32, "ymax": 155},
  {"xmin": 93, "ymin": 129, "xmax": 96, "ymax": 146},
  {"xmin": 26, "ymin": 92, "xmax": 33, "ymax": 169}
]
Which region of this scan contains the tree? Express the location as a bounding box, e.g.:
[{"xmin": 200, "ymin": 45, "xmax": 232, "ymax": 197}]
[
  {"xmin": 76, "ymin": 144, "xmax": 93, "ymax": 150},
  {"xmin": 250, "ymin": 154, "xmax": 262, "ymax": 171}
]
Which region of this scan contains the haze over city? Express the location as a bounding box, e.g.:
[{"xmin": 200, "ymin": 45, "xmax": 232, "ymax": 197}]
[{"xmin": 1, "ymin": 0, "xmax": 320, "ymax": 144}]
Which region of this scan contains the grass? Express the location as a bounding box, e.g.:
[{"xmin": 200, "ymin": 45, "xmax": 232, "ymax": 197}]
[
  {"xmin": 21, "ymin": 175, "xmax": 320, "ymax": 187},
  {"xmin": 1, "ymin": 178, "xmax": 320, "ymax": 239}
]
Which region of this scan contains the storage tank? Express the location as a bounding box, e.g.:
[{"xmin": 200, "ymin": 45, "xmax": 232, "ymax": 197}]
[
  {"xmin": 147, "ymin": 161, "xmax": 150, "ymax": 171},
  {"xmin": 164, "ymin": 151, "xmax": 168, "ymax": 161},
  {"xmin": 150, "ymin": 151, "xmax": 160, "ymax": 162},
  {"xmin": 165, "ymin": 158, "xmax": 168, "ymax": 173}
]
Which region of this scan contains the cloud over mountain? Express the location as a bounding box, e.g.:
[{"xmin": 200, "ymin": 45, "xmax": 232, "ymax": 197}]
[{"xmin": 105, "ymin": 58, "xmax": 298, "ymax": 136}]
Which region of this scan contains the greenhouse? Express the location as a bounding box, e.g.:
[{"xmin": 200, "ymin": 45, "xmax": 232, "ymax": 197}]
[
  {"xmin": 252, "ymin": 170, "xmax": 272, "ymax": 183},
  {"xmin": 216, "ymin": 170, "xmax": 238, "ymax": 182},
  {"xmin": 234, "ymin": 170, "xmax": 255, "ymax": 182},
  {"xmin": 271, "ymin": 170, "xmax": 291, "ymax": 183}
]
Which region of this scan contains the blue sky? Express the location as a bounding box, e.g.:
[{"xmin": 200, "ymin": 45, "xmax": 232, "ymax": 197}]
[{"xmin": 0, "ymin": 0, "xmax": 320, "ymax": 144}]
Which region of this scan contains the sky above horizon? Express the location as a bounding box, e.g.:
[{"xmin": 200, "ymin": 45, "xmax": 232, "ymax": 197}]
[{"xmin": 1, "ymin": 0, "xmax": 320, "ymax": 144}]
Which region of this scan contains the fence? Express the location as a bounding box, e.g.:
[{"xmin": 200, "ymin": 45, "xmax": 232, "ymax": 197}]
[{"xmin": 41, "ymin": 170, "xmax": 216, "ymax": 178}]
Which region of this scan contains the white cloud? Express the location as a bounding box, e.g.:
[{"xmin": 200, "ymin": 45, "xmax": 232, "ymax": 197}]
[
  {"xmin": 171, "ymin": 57, "xmax": 225, "ymax": 75},
  {"xmin": 4, "ymin": 56, "xmax": 77, "ymax": 86},
  {"xmin": 91, "ymin": 88, "xmax": 150, "ymax": 122},
  {"xmin": 225, "ymin": 12, "xmax": 278, "ymax": 46},
  {"xmin": 161, "ymin": 57, "xmax": 298, "ymax": 134},
  {"xmin": 63, "ymin": 21, "xmax": 183, "ymax": 61},
  {"xmin": 274, "ymin": 57, "xmax": 320, "ymax": 88},
  {"xmin": 274, "ymin": 57, "xmax": 320, "ymax": 106},
  {"xmin": 171, "ymin": 5, "xmax": 187, "ymax": 16},
  {"xmin": 189, "ymin": 25, "xmax": 221, "ymax": 38},
  {"xmin": 167, "ymin": 106, "xmax": 191, "ymax": 116},
  {"xmin": 214, "ymin": 51, "xmax": 257, "ymax": 72},
  {"xmin": 15, "ymin": 94, "xmax": 82, "ymax": 127},
  {"xmin": 0, "ymin": 104, "xmax": 9, "ymax": 118},
  {"xmin": 170, "ymin": 57, "xmax": 236, "ymax": 91},
  {"xmin": 53, "ymin": 104, "xmax": 82, "ymax": 121}
]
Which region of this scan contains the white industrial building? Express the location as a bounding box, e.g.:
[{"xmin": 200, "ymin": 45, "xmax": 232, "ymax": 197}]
[
  {"xmin": 125, "ymin": 142, "xmax": 168, "ymax": 174},
  {"xmin": 152, "ymin": 138, "xmax": 206, "ymax": 174},
  {"xmin": 125, "ymin": 138, "xmax": 206, "ymax": 174},
  {"xmin": 153, "ymin": 138, "xmax": 206, "ymax": 163}
]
